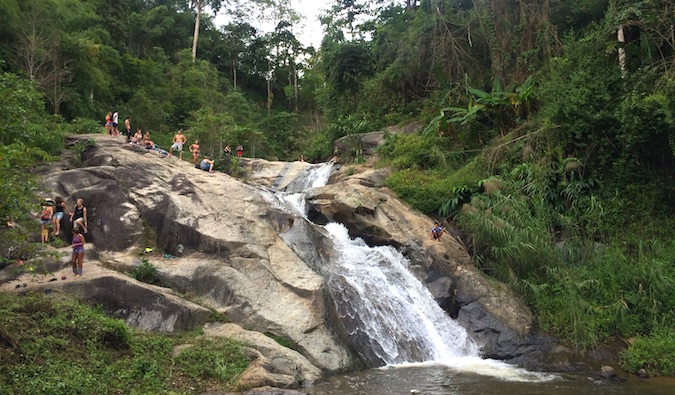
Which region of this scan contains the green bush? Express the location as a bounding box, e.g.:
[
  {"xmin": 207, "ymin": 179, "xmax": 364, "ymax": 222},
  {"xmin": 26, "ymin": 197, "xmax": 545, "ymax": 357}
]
[
  {"xmin": 131, "ymin": 258, "xmax": 160, "ymax": 285},
  {"xmin": 621, "ymin": 327, "xmax": 675, "ymax": 377},
  {"xmin": 64, "ymin": 118, "xmax": 104, "ymax": 135},
  {"xmin": 385, "ymin": 155, "xmax": 486, "ymax": 215}
]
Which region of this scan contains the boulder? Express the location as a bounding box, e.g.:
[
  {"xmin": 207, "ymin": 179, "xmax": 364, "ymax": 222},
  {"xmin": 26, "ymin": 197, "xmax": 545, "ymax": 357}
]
[
  {"xmin": 600, "ymin": 365, "xmax": 617, "ymax": 379},
  {"xmin": 39, "ymin": 135, "xmax": 357, "ymax": 373},
  {"xmin": 205, "ymin": 322, "xmax": 321, "ymax": 389},
  {"xmin": 333, "ymin": 131, "xmax": 385, "ymax": 159},
  {"xmin": 238, "ymin": 159, "xmax": 314, "ymax": 190},
  {"xmin": 0, "ymin": 246, "xmax": 211, "ymax": 332}
]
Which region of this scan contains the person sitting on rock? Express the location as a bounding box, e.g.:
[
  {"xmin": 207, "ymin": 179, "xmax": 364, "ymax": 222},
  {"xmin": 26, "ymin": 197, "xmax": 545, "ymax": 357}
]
[
  {"xmin": 132, "ymin": 129, "xmax": 143, "ymax": 144},
  {"xmin": 200, "ymin": 156, "xmax": 214, "ymax": 173},
  {"xmin": 143, "ymin": 131, "xmax": 155, "ymax": 149},
  {"xmin": 70, "ymin": 198, "xmax": 88, "ymax": 234},
  {"xmin": 52, "ymin": 196, "xmax": 69, "ymax": 237},
  {"xmin": 431, "ymin": 222, "xmax": 444, "ymax": 241}
]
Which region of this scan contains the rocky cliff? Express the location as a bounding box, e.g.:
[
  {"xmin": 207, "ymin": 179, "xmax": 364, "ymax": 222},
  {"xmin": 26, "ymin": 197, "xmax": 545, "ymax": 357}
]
[{"xmin": 2, "ymin": 134, "xmax": 550, "ymax": 389}]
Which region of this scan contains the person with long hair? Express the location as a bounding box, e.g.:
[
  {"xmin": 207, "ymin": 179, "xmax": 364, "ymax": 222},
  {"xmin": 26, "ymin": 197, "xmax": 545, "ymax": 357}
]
[
  {"xmin": 190, "ymin": 139, "xmax": 200, "ymax": 164},
  {"xmin": 52, "ymin": 196, "xmax": 70, "ymax": 236}
]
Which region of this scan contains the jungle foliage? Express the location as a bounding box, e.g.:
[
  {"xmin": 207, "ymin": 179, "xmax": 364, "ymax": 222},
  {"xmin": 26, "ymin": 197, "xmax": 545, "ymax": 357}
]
[{"xmin": 1, "ymin": 0, "xmax": 674, "ymax": 377}]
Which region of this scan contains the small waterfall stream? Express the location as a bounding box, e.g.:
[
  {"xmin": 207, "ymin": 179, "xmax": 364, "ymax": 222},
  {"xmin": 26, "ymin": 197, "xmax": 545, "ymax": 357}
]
[{"xmin": 267, "ymin": 162, "xmax": 556, "ymax": 382}]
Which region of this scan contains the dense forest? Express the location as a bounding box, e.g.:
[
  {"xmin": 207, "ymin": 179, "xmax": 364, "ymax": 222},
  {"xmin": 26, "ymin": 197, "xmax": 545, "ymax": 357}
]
[{"xmin": 0, "ymin": 0, "xmax": 673, "ymax": 376}]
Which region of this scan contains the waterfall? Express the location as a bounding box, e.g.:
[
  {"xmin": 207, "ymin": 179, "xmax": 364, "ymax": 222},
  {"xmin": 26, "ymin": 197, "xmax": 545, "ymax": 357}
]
[
  {"xmin": 272, "ymin": 162, "xmax": 478, "ymax": 366},
  {"xmin": 326, "ymin": 222, "xmax": 478, "ymax": 366}
]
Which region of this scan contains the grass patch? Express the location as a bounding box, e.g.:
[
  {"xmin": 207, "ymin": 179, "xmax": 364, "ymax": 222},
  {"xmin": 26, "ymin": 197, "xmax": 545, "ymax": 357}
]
[
  {"xmin": 0, "ymin": 293, "xmax": 249, "ymax": 394},
  {"xmin": 263, "ymin": 332, "xmax": 298, "ymax": 351}
]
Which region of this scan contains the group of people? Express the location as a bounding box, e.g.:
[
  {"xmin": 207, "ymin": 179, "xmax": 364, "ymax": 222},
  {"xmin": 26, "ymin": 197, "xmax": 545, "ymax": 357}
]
[
  {"xmin": 39, "ymin": 197, "xmax": 88, "ymax": 277},
  {"xmin": 105, "ymin": 111, "xmax": 131, "ymax": 138},
  {"xmin": 106, "ymin": 114, "xmax": 245, "ymax": 174}
]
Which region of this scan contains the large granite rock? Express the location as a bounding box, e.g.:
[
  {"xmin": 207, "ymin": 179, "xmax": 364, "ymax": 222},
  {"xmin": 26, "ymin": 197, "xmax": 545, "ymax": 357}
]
[
  {"xmin": 39, "ymin": 135, "xmax": 357, "ymax": 373},
  {"xmin": 204, "ymin": 323, "xmax": 321, "ymax": 388},
  {"xmin": 0, "ymin": 245, "xmax": 211, "ymax": 333},
  {"xmin": 27, "ymin": 133, "xmax": 549, "ymax": 374}
]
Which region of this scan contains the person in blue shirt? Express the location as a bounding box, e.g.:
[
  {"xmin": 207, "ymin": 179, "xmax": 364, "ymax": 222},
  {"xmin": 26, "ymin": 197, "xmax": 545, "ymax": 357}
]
[{"xmin": 431, "ymin": 222, "xmax": 445, "ymax": 241}]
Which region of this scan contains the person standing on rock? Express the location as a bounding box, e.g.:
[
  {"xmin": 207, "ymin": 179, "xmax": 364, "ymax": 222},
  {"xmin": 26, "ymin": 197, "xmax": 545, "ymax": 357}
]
[
  {"xmin": 112, "ymin": 110, "xmax": 120, "ymax": 136},
  {"xmin": 169, "ymin": 130, "xmax": 187, "ymax": 159},
  {"xmin": 431, "ymin": 222, "xmax": 445, "ymax": 241},
  {"xmin": 236, "ymin": 144, "xmax": 243, "ymax": 157},
  {"xmin": 39, "ymin": 199, "xmax": 54, "ymax": 243},
  {"xmin": 105, "ymin": 112, "xmax": 112, "ymax": 135},
  {"xmin": 70, "ymin": 198, "xmax": 88, "ymax": 234},
  {"xmin": 71, "ymin": 228, "xmax": 85, "ymax": 277},
  {"xmin": 190, "ymin": 139, "xmax": 200, "ymax": 164},
  {"xmin": 52, "ymin": 196, "xmax": 69, "ymax": 237},
  {"xmin": 124, "ymin": 117, "xmax": 132, "ymax": 142}
]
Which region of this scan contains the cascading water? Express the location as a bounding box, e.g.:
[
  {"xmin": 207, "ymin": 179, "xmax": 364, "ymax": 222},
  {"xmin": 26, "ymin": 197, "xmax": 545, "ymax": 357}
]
[
  {"xmin": 272, "ymin": 163, "xmax": 477, "ymax": 364},
  {"xmin": 325, "ymin": 222, "xmax": 477, "ymax": 366},
  {"xmin": 269, "ymin": 162, "xmax": 556, "ymax": 382}
]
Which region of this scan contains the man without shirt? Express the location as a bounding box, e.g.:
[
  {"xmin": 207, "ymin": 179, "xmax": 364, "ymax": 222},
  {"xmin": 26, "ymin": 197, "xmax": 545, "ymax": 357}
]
[{"xmin": 169, "ymin": 130, "xmax": 187, "ymax": 159}]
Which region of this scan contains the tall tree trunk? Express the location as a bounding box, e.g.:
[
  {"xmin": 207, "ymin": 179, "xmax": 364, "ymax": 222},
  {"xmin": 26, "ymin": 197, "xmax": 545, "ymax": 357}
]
[
  {"xmin": 617, "ymin": 24, "xmax": 627, "ymax": 77},
  {"xmin": 192, "ymin": 0, "xmax": 202, "ymax": 62},
  {"xmin": 267, "ymin": 59, "xmax": 273, "ymax": 115},
  {"xmin": 232, "ymin": 58, "xmax": 237, "ymax": 90},
  {"xmin": 293, "ymin": 61, "xmax": 298, "ymax": 113}
]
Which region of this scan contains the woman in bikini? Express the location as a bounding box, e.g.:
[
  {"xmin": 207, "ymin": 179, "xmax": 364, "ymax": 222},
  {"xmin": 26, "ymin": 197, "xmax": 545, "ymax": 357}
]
[{"xmin": 190, "ymin": 139, "xmax": 200, "ymax": 164}]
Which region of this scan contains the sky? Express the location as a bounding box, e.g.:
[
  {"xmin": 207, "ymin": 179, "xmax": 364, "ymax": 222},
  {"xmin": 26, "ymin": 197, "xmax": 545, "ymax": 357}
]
[{"xmin": 214, "ymin": 0, "xmax": 327, "ymax": 49}]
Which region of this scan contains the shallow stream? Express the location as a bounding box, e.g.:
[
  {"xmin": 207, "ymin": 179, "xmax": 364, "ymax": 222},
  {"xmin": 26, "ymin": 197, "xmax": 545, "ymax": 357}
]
[{"xmin": 304, "ymin": 364, "xmax": 675, "ymax": 395}]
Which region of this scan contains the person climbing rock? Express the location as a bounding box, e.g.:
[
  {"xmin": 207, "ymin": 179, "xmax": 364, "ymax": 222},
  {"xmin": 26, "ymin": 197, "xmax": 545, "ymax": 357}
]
[
  {"xmin": 52, "ymin": 196, "xmax": 69, "ymax": 236},
  {"xmin": 431, "ymin": 222, "xmax": 444, "ymax": 241},
  {"xmin": 71, "ymin": 228, "xmax": 85, "ymax": 277}
]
